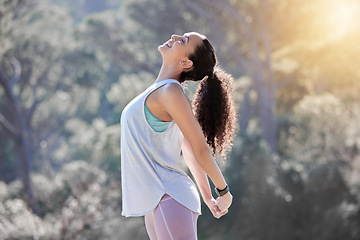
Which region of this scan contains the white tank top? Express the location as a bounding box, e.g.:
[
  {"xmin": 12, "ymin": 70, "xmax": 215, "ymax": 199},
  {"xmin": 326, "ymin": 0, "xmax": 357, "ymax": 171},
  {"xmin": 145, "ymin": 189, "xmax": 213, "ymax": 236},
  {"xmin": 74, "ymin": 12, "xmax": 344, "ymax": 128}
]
[{"xmin": 120, "ymin": 79, "xmax": 201, "ymax": 217}]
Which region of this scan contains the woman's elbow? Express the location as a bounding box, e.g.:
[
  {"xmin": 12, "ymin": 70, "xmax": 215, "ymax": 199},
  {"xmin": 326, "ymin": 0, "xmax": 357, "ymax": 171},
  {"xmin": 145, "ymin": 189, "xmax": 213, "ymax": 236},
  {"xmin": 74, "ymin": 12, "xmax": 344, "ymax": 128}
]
[{"xmin": 193, "ymin": 144, "xmax": 211, "ymax": 163}]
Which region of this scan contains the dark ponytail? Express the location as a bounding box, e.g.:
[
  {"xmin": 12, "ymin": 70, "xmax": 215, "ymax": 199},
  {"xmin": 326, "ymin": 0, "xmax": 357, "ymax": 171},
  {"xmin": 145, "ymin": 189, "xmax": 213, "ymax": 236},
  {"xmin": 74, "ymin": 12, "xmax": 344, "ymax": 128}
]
[{"xmin": 180, "ymin": 38, "xmax": 236, "ymax": 159}]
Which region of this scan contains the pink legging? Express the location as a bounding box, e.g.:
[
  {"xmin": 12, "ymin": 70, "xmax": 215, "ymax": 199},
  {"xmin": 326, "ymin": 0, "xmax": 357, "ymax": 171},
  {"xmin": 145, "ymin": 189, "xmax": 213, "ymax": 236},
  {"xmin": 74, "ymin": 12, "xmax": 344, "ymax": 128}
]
[{"xmin": 145, "ymin": 194, "xmax": 199, "ymax": 240}]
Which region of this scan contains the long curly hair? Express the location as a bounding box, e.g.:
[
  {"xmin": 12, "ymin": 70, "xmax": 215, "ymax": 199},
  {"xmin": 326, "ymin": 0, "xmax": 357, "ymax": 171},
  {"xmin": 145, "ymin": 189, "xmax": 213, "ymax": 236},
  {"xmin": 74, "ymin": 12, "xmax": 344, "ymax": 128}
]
[{"xmin": 179, "ymin": 38, "xmax": 236, "ymax": 159}]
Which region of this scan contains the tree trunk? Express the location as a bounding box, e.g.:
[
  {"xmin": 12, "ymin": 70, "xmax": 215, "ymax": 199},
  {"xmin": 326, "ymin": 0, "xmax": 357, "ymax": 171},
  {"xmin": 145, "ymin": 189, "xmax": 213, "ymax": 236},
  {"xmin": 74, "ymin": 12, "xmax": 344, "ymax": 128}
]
[
  {"xmin": 252, "ymin": 41, "xmax": 277, "ymax": 153},
  {"xmin": 257, "ymin": 83, "xmax": 276, "ymax": 153},
  {"xmin": 17, "ymin": 129, "xmax": 40, "ymax": 215},
  {"xmin": 0, "ymin": 60, "xmax": 39, "ymax": 214},
  {"xmin": 239, "ymin": 87, "xmax": 254, "ymax": 136}
]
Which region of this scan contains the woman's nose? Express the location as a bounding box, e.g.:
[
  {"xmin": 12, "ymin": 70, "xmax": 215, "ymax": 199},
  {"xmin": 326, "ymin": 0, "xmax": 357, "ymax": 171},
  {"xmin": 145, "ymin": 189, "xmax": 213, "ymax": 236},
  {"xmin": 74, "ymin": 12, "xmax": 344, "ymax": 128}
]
[{"xmin": 171, "ymin": 35, "xmax": 180, "ymax": 41}]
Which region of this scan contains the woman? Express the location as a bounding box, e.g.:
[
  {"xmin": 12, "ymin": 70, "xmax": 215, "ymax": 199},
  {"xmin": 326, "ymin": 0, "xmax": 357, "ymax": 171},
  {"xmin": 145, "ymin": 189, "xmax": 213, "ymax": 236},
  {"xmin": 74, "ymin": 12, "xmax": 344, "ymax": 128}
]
[{"xmin": 121, "ymin": 32, "xmax": 236, "ymax": 239}]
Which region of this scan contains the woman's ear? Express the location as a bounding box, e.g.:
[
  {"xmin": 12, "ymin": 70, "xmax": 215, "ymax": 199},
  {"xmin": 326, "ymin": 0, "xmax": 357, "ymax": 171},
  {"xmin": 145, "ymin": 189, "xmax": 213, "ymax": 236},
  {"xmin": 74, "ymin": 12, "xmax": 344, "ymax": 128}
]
[{"xmin": 180, "ymin": 59, "xmax": 193, "ymax": 69}]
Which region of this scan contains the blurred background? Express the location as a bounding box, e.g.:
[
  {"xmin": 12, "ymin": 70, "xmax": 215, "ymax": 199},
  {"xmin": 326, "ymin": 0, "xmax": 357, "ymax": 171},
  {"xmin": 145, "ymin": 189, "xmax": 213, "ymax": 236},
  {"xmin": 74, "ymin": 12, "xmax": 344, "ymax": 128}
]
[{"xmin": 1, "ymin": 0, "xmax": 360, "ymax": 239}]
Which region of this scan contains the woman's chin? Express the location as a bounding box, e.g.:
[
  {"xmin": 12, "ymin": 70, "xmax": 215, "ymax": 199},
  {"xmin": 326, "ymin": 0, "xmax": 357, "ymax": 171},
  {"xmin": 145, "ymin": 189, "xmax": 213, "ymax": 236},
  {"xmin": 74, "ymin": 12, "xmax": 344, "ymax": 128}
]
[
  {"xmin": 158, "ymin": 44, "xmax": 167, "ymax": 51},
  {"xmin": 158, "ymin": 45, "xmax": 168, "ymax": 55}
]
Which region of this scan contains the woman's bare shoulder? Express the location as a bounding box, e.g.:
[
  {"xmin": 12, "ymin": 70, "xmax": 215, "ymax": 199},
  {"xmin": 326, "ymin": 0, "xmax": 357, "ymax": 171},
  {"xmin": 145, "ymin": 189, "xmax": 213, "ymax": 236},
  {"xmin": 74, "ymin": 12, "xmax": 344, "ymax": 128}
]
[{"xmin": 158, "ymin": 82, "xmax": 188, "ymax": 102}]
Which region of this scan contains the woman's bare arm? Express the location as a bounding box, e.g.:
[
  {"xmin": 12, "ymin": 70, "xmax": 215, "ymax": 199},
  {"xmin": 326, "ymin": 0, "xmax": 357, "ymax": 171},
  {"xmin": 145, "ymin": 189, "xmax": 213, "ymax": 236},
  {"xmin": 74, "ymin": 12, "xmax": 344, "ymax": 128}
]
[
  {"xmin": 182, "ymin": 137, "xmax": 227, "ymax": 218},
  {"xmin": 158, "ymin": 83, "xmax": 232, "ymax": 211}
]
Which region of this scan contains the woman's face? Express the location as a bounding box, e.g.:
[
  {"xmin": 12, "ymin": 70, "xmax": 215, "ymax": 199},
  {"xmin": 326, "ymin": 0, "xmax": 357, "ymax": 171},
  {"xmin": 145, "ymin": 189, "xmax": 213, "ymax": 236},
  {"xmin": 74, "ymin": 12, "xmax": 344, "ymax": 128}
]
[{"xmin": 158, "ymin": 32, "xmax": 205, "ymax": 64}]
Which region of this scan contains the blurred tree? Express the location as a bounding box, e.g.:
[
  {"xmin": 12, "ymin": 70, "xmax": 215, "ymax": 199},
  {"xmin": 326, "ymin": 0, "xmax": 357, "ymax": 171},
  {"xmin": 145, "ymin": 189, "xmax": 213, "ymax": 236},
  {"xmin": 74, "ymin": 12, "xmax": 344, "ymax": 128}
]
[
  {"xmin": 184, "ymin": 0, "xmax": 360, "ymax": 153},
  {"xmin": 0, "ymin": 161, "xmax": 147, "ymax": 239},
  {"xmin": 50, "ymin": 0, "xmax": 122, "ymax": 25},
  {"xmin": 73, "ymin": 8, "xmax": 163, "ymax": 124},
  {"xmin": 0, "ymin": 0, "xmax": 75, "ymax": 214},
  {"xmin": 281, "ymin": 93, "xmax": 360, "ymax": 167},
  {"xmin": 180, "ymin": 0, "xmax": 286, "ymax": 152},
  {"xmin": 56, "ymin": 118, "xmax": 121, "ymax": 178}
]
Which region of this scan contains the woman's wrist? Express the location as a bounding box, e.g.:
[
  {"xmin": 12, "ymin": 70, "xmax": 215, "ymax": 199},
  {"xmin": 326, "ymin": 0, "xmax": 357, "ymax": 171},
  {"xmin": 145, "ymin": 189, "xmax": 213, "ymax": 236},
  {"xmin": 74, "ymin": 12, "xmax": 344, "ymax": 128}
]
[
  {"xmin": 215, "ymin": 185, "xmax": 230, "ymax": 197},
  {"xmin": 202, "ymin": 193, "xmax": 213, "ymax": 204}
]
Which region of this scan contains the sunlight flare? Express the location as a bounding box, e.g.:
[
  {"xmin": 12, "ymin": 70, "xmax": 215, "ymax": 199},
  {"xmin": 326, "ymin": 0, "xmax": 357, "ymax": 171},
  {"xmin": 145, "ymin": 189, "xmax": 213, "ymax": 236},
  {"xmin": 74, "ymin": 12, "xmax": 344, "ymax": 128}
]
[{"xmin": 322, "ymin": 0, "xmax": 360, "ymax": 41}]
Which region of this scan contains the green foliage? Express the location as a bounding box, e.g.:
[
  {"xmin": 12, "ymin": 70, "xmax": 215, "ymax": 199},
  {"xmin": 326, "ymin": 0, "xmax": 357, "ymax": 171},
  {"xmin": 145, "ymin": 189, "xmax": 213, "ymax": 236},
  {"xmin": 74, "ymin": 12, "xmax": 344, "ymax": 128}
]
[
  {"xmin": 218, "ymin": 127, "xmax": 360, "ymax": 240},
  {"xmin": 0, "ymin": 161, "xmax": 146, "ymax": 240},
  {"xmin": 56, "ymin": 118, "xmax": 121, "ymax": 175},
  {"xmin": 50, "ymin": 0, "xmax": 121, "ymax": 25},
  {"xmin": 280, "ymin": 93, "xmax": 360, "ymax": 165},
  {"xmin": 107, "ymin": 72, "xmax": 155, "ymax": 113}
]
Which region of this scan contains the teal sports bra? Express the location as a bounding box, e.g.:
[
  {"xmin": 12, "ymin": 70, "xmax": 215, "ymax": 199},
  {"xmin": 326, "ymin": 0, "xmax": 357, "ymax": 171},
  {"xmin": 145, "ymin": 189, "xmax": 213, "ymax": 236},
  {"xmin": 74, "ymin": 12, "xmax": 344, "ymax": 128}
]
[{"xmin": 144, "ymin": 101, "xmax": 172, "ymax": 132}]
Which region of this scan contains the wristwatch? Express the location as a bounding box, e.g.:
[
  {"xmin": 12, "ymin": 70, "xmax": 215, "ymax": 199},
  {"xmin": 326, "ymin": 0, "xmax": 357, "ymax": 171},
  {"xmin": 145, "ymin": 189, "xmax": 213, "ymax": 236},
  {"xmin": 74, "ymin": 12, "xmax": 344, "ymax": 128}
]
[{"xmin": 215, "ymin": 185, "xmax": 230, "ymax": 197}]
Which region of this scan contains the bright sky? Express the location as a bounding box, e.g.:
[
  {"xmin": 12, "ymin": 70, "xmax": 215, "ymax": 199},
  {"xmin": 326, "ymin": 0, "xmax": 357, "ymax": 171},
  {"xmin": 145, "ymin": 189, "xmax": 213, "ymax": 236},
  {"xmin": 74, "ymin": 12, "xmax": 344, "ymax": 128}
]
[{"xmin": 321, "ymin": 0, "xmax": 360, "ymax": 41}]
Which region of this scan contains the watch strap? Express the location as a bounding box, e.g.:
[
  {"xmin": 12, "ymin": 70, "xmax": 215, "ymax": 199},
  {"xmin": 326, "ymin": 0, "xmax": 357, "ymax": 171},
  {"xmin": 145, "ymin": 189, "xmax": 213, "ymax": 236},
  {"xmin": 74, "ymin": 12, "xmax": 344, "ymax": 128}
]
[{"xmin": 215, "ymin": 185, "xmax": 229, "ymax": 197}]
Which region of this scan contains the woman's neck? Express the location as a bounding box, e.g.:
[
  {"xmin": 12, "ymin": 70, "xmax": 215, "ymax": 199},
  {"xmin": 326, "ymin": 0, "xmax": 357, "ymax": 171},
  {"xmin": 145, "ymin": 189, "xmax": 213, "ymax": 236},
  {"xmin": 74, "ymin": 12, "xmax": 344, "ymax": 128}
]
[{"xmin": 155, "ymin": 62, "xmax": 182, "ymax": 83}]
